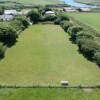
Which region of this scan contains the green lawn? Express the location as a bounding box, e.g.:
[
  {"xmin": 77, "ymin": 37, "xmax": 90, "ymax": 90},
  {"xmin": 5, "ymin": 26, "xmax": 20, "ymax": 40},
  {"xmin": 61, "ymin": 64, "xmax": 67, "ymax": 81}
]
[
  {"xmin": 75, "ymin": 0, "xmax": 100, "ymax": 6},
  {"xmin": 0, "ymin": 88, "xmax": 100, "ymax": 100},
  {"xmin": 0, "ymin": 24, "xmax": 100, "ymax": 86},
  {"xmin": 0, "ymin": 0, "xmax": 63, "ymax": 6},
  {"xmin": 68, "ymin": 13, "xmax": 100, "ymax": 33}
]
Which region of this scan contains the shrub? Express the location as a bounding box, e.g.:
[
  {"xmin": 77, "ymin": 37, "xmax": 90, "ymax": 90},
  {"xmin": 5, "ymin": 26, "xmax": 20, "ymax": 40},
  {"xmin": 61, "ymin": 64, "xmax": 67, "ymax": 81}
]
[
  {"xmin": 43, "ymin": 14, "xmax": 57, "ymax": 21},
  {"xmin": 60, "ymin": 20, "xmax": 73, "ymax": 32},
  {"xmin": 27, "ymin": 10, "xmax": 41, "ymax": 24},
  {"xmin": 77, "ymin": 38, "xmax": 100, "ymax": 59},
  {"xmin": 0, "ymin": 24, "xmax": 17, "ymax": 40},
  {"xmin": 94, "ymin": 50, "xmax": 100, "ymax": 66},
  {"xmin": 54, "ymin": 18, "xmax": 61, "ymax": 24},
  {"xmin": 0, "ymin": 42, "xmax": 6, "ymax": 57},
  {"xmin": 67, "ymin": 26, "xmax": 83, "ymax": 42},
  {"xmin": 76, "ymin": 31, "xmax": 94, "ymax": 40},
  {"xmin": 58, "ymin": 13, "xmax": 69, "ymax": 21},
  {"xmin": 10, "ymin": 20, "xmax": 25, "ymax": 31},
  {"xmin": 54, "ymin": 13, "xmax": 69, "ymax": 25},
  {"xmin": 13, "ymin": 15, "xmax": 29, "ymax": 28}
]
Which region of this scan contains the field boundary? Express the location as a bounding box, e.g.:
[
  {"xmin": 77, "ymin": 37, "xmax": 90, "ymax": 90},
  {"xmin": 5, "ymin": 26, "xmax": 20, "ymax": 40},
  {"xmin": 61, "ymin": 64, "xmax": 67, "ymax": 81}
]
[
  {"xmin": 0, "ymin": 84, "xmax": 100, "ymax": 89},
  {"xmin": 68, "ymin": 15, "xmax": 100, "ymax": 37}
]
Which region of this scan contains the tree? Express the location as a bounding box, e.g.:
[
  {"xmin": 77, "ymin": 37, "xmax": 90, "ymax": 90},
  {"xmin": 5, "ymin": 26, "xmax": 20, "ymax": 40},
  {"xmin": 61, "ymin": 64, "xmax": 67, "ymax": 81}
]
[
  {"xmin": 0, "ymin": 24, "xmax": 17, "ymax": 41},
  {"xmin": 0, "ymin": 6, "xmax": 4, "ymax": 15},
  {"xmin": 0, "ymin": 42, "xmax": 6, "ymax": 57},
  {"xmin": 94, "ymin": 51, "xmax": 100, "ymax": 66},
  {"xmin": 13, "ymin": 15, "xmax": 29, "ymax": 28},
  {"xmin": 27, "ymin": 10, "xmax": 41, "ymax": 24},
  {"xmin": 67, "ymin": 26, "xmax": 83, "ymax": 42}
]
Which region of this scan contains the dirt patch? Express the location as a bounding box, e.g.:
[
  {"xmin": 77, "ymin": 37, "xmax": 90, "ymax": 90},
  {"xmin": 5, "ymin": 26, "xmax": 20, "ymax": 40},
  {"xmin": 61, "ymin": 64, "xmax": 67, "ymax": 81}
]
[{"xmin": 83, "ymin": 88, "xmax": 93, "ymax": 93}]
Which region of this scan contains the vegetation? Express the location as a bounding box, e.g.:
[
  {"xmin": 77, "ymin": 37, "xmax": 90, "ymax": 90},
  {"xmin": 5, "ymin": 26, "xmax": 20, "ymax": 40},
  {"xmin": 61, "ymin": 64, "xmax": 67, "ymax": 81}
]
[
  {"xmin": 0, "ymin": 24, "xmax": 99, "ymax": 85},
  {"xmin": 54, "ymin": 13, "xmax": 69, "ymax": 24},
  {"xmin": 0, "ymin": 88, "xmax": 100, "ymax": 100},
  {"xmin": 67, "ymin": 13, "xmax": 100, "ymax": 33},
  {"xmin": 0, "ymin": 15, "xmax": 29, "ymax": 57},
  {"xmin": 0, "ymin": 0, "xmax": 64, "ymax": 6}
]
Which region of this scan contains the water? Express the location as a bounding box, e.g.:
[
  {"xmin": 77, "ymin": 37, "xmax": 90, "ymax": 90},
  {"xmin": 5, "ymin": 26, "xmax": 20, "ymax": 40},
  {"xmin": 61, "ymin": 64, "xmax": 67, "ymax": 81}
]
[{"xmin": 62, "ymin": 0, "xmax": 100, "ymax": 8}]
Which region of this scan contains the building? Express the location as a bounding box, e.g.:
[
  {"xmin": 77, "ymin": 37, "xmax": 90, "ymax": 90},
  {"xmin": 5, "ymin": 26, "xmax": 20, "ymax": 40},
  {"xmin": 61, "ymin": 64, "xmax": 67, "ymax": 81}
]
[
  {"xmin": 77, "ymin": 8, "xmax": 91, "ymax": 12},
  {"xmin": 63, "ymin": 7, "xmax": 77, "ymax": 12},
  {"xmin": 4, "ymin": 10, "xmax": 17, "ymax": 15},
  {"xmin": 0, "ymin": 15, "xmax": 13, "ymax": 21},
  {"xmin": 46, "ymin": 11, "xmax": 55, "ymax": 15}
]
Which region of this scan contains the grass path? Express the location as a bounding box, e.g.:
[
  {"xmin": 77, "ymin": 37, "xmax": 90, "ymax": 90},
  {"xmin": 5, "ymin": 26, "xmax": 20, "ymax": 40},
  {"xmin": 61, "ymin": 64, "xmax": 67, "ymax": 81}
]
[{"xmin": 0, "ymin": 24, "xmax": 100, "ymax": 85}]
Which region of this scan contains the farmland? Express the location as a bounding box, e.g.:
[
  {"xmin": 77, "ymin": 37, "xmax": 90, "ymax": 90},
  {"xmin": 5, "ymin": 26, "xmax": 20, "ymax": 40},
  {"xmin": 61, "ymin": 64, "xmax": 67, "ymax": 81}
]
[
  {"xmin": 67, "ymin": 13, "xmax": 100, "ymax": 33},
  {"xmin": 0, "ymin": 0, "xmax": 64, "ymax": 6},
  {"xmin": 75, "ymin": 0, "xmax": 100, "ymax": 6},
  {"xmin": 0, "ymin": 88, "xmax": 100, "ymax": 100},
  {"xmin": 0, "ymin": 24, "xmax": 100, "ymax": 86}
]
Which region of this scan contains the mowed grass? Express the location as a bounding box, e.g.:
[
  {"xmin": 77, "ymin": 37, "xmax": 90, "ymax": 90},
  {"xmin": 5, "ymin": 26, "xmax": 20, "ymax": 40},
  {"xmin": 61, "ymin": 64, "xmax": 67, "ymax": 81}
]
[
  {"xmin": 0, "ymin": 88, "xmax": 100, "ymax": 100},
  {"xmin": 75, "ymin": 0, "xmax": 100, "ymax": 6},
  {"xmin": 0, "ymin": 0, "xmax": 63, "ymax": 5},
  {"xmin": 0, "ymin": 24, "xmax": 100, "ymax": 85},
  {"xmin": 68, "ymin": 13, "xmax": 100, "ymax": 33}
]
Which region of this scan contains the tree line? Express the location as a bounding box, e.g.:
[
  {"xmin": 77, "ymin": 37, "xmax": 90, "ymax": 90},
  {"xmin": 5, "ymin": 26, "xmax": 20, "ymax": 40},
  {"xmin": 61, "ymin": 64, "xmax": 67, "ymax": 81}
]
[{"xmin": 0, "ymin": 15, "xmax": 29, "ymax": 58}]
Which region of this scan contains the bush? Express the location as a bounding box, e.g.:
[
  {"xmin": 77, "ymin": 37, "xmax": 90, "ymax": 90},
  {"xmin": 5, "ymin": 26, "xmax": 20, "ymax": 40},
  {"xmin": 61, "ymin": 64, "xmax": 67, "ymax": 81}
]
[
  {"xmin": 27, "ymin": 10, "xmax": 41, "ymax": 24},
  {"xmin": 94, "ymin": 50, "xmax": 100, "ymax": 66},
  {"xmin": 58, "ymin": 13, "xmax": 69, "ymax": 21},
  {"xmin": 67, "ymin": 26, "xmax": 83, "ymax": 42},
  {"xmin": 60, "ymin": 20, "xmax": 73, "ymax": 32},
  {"xmin": 54, "ymin": 18, "xmax": 61, "ymax": 24},
  {"xmin": 0, "ymin": 42, "xmax": 6, "ymax": 57},
  {"xmin": 43, "ymin": 14, "xmax": 57, "ymax": 21},
  {"xmin": 76, "ymin": 31, "xmax": 94, "ymax": 40},
  {"xmin": 10, "ymin": 20, "xmax": 25, "ymax": 31},
  {"xmin": 54, "ymin": 13, "xmax": 69, "ymax": 25},
  {"xmin": 0, "ymin": 24, "xmax": 17, "ymax": 40},
  {"xmin": 77, "ymin": 38, "xmax": 100, "ymax": 59},
  {"xmin": 13, "ymin": 15, "xmax": 29, "ymax": 28}
]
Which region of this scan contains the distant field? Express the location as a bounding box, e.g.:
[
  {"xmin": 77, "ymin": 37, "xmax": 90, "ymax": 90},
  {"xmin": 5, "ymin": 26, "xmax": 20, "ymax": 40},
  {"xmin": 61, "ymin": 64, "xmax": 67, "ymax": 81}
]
[
  {"xmin": 68, "ymin": 13, "xmax": 100, "ymax": 33},
  {"xmin": 0, "ymin": 88, "xmax": 100, "ymax": 100},
  {"xmin": 0, "ymin": 0, "xmax": 63, "ymax": 6},
  {"xmin": 75, "ymin": 0, "xmax": 100, "ymax": 6},
  {"xmin": 0, "ymin": 24, "xmax": 100, "ymax": 86}
]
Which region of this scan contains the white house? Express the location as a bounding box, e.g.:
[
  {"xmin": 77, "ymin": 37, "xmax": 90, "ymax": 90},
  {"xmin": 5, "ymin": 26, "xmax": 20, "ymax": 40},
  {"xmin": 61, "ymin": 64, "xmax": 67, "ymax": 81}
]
[
  {"xmin": 4, "ymin": 10, "xmax": 17, "ymax": 15},
  {"xmin": 0, "ymin": 15, "xmax": 13, "ymax": 21},
  {"xmin": 46, "ymin": 11, "xmax": 55, "ymax": 15}
]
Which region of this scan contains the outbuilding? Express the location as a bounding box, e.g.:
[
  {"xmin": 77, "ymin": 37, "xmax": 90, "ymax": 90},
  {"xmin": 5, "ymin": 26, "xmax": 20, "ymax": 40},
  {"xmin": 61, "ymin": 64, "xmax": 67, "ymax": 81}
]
[
  {"xmin": 0, "ymin": 15, "xmax": 13, "ymax": 21},
  {"xmin": 4, "ymin": 10, "xmax": 17, "ymax": 15},
  {"xmin": 61, "ymin": 81, "xmax": 69, "ymax": 86},
  {"xmin": 46, "ymin": 11, "xmax": 55, "ymax": 15},
  {"xmin": 63, "ymin": 7, "xmax": 77, "ymax": 12},
  {"xmin": 77, "ymin": 8, "xmax": 91, "ymax": 12}
]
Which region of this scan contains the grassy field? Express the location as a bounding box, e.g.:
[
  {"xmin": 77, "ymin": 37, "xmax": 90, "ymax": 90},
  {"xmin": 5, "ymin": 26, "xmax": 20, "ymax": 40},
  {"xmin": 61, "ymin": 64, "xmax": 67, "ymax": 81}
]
[
  {"xmin": 68, "ymin": 13, "xmax": 100, "ymax": 33},
  {"xmin": 0, "ymin": 24, "xmax": 100, "ymax": 86},
  {"xmin": 0, "ymin": 0, "xmax": 63, "ymax": 6},
  {"xmin": 75, "ymin": 0, "xmax": 100, "ymax": 6},
  {"xmin": 0, "ymin": 88, "xmax": 100, "ymax": 100}
]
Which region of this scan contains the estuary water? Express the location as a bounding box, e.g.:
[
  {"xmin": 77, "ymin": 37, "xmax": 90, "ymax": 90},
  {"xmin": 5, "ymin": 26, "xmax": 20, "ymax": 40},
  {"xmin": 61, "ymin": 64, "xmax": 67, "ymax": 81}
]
[{"xmin": 62, "ymin": 0, "xmax": 100, "ymax": 8}]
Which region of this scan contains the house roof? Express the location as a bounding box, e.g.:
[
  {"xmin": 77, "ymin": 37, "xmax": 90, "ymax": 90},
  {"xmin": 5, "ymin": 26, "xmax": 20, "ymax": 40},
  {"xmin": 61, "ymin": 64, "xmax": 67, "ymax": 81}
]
[
  {"xmin": 0, "ymin": 15, "xmax": 13, "ymax": 20},
  {"xmin": 4, "ymin": 10, "xmax": 17, "ymax": 14},
  {"xmin": 80, "ymin": 8, "xmax": 91, "ymax": 11},
  {"xmin": 46, "ymin": 11, "xmax": 55, "ymax": 14}
]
